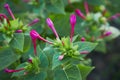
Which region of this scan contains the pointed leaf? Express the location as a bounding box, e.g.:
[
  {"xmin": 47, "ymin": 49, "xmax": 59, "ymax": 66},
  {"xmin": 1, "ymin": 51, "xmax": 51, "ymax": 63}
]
[
  {"xmin": 74, "ymin": 42, "xmax": 98, "ymax": 52},
  {"xmin": 78, "ymin": 64, "xmax": 94, "ymax": 80},
  {"xmin": 54, "ymin": 65, "xmax": 82, "ymax": 80},
  {"xmin": 0, "ymin": 47, "xmax": 20, "ymax": 70},
  {"xmin": 10, "ymin": 33, "xmax": 24, "ymax": 52}
]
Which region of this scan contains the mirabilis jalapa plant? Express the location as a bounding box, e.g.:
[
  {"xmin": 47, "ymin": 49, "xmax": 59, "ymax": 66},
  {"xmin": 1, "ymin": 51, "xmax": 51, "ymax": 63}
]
[
  {"xmin": 4, "ymin": 14, "xmax": 97, "ymax": 80},
  {"xmin": 0, "ymin": 4, "xmax": 39, "ymax": 47},
  {"xmin": 75, "ymin": 1, "xmax": 120, "ymax": 42},
  {"xmin": 74, "ymin": 1, "xmax": 120, "ymax": 52}
]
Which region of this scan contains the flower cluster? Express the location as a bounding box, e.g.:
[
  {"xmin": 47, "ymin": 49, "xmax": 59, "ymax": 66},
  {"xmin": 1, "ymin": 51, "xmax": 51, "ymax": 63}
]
[
  {"xmin": 30, "ymin": 14, "xmax": 89, "ymax": 61},
  {"xmin": 0, "ymin": 4, "xmax": 39, "ymax": 36},
  {"xmin": 74, "ymin": 1, "xmax": 117, "ymax": 42}
]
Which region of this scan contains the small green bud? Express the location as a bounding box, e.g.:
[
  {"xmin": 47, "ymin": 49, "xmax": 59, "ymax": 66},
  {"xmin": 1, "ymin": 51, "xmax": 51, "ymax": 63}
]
[
  {"xmin": 86, "ymin": 13, "xmax": 93, "ymax": 21},
  {"xmin": 99, "ymin": 17, "xmax": 107, "ymax": 23},
  {"xmin": 74, "ymin": 51, "xmax": 80, "ymax": 55}
]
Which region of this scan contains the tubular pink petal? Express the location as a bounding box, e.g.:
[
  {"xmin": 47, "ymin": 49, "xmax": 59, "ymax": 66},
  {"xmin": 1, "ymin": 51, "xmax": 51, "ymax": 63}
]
[
  {"xmin": 81, "ymin": 37, "xmax": 86, "ymax": 42},
  {"xmin": 84, "ymin": 1, "xmax": 89, "ymax": 14},
  {"xmin": 4, "ymin": 68, "xmax": 24, "ymax": 73},
  {"xmin": 28, "ymin": 58, "xmax": 33, "ymax": 63},
  {"xmin": 70, "ymin": 14, "xmax": 76, "ymax": 42},
  {"xmin": 38, "ymin": 34, "xmax": 53, "ymax": 44},
  {"xmin": 80, "ymin": 51, "xmax": 89, "ymax": 54},
  {"xmin": 0, "ymin": 13, "xmax": 10, "ymax": 25},
  {"xmin": 104, "ymin": 31, "xmax": 112, "ymax": 36},
  {"xmin": 4, "ymin": 4, "xmax": 15, "ymax": 20},
  {"xmin": 75, "ymin": 9, "xmax": 86, "ymax": 20},
  {"xmin": 58, "ymin": 55, "xmax": 64, "ymax": 60},
  {"xmin": 16, "ymin": 30, "xmax": 23, "ymax": 33},
  {"xmin": 30, "ymin": 30, "xmax": 53, "ymax": 55},
  {"xmin": 30, "ymin": 30, "xmax": 40, "ymax": 55},
  {"xmin": 108, "ymin": 13, "xmax": 120, "ymax": 20},
  {"xmin": 28, "ymin": 18, "xmax": 40, "ymax": 26},
  {"xmin": 46, "ymin": 18, "xmax": 59, "ymax": 39}
]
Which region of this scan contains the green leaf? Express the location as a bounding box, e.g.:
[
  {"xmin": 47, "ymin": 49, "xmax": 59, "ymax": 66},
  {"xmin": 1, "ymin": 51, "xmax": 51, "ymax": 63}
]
[
  {"xmin": 10, "ymin": 33, "xmax": 24, "ymax": 52},
  {"xmin": 0, "ymin": 47, "xmax": 20, "ymax": 70},
  {"xmin": 74, "ymin": 42, "xmax": 98, "ymax": 52},
  {"xmin": 18, "ymin": 71, "xmax": 47, "ymax": 80},
  {"xmin": 78, "ymin": 64, "xmax": 94, "ymax": 80},
  {"xmin": 36, "ymin": 46, "xmax": 49, "ymax": 69},
  {"xmin": 43, "ymin": 45, "xmax": 56, "ymax": 68},
  {"xmin": 54, "ymin": 65, "xmax": 82, "ymax": 80},
  {"xmin": 23, "ymin": 34, "xmax": 31, "ymax": 52},
  {"xmin": 87, "ymin": 0, "xmax": 105, "ymax": 5},
  {"xmin": 52, "ymin": 53, "xmax": 71, "ymax": 70},
  {"xmin": 46, "ymin": 0, "xmax": 65, "ymax": 14}
]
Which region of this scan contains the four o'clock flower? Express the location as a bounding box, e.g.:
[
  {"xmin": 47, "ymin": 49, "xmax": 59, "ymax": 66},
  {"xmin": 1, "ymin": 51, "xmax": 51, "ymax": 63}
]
[
  {"xmin": 84, "ymin": 1, "xmax": 89, "ymax": 14},
  {"xmin": 0, "ymin": 13, "xmax": 10, "ymax": 25},
  {"xmin": 4, "ymin": 4, "xmax": 15, "ymax": 20},
  {"xmin": 80, "ymin": 51, "xmax": 89, "ymax": 54},
  {"xmin": 81, "ymin": 37, "xmax": 86, "ymax": 42},
  {"xmin": 108, "ymin": 13, "xmax": 120, "ymax": 20},
  {"xmin": 104, "ymin": 31, "xmax": 112, "ymax": 37},
  {"xmin": 46, "ymin": 18, "xmax": 59, "ymax": 39},
  {"xmin": 28, "ymin": 18, "xmax": 40, "ymax": 26},
  {"xmin": 58, "ymin": 55, "xmax": 64, "ymax": 60},
  {"xmin": 4, "ymin": 68, "xmax": 24, "ymax": 73},
  {"xmin": 75, "ymin": 9, "xmax": 86, "ymax": 20},
  {"xmin": 70, "ymin": 14, "xmax": 76, "ymax": 42},
  {"xmin": 30, "ymin": 30, "xmax": 53, "ymax": 55}
]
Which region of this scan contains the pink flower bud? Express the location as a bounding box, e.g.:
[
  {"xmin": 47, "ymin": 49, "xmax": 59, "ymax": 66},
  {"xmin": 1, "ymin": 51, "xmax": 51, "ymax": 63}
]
[
  {"xmin": 4, "ymin": 4, "xmax": 15, "ymax": 20},
  {"xmin": 28, "ymin": 18, "xmax": 40, "ymax": 26},
  {"xmin": 0, "ymin": 14, "xmax": 10, "ymax": 25},
  {"xmin": 30, "ymin": 30, "xmax": 52, "ymax": 55},
  {"xmin": 108, "ymin": 13, "xmax": 120, "ymax": 20},
  {"xmin": 80, "ymin": 51, "xmax": 89, "ymax": 54},
  {"xmin": 4, "ymin": 68, "xmax": 24, "ymax": 73},
  {"xmin": 46, "ymin": 18, "xmax": 59, "ymax": 39},
  {"xmin": 81, "ymin": 37, "xmax": 86, "ymax": 42},
  {"xmin": 75, "ymin": 9, "xmax": 86, "ymax": 20},
  {"xmin": 28, "ymin": 58, "xmax": 32, "ymax": 63},
  {"xmin": 58, "ymin": 55, "xmax": 64, "ymax": 60},
  {"xmin": 104, "ymin": 31, "xmax": 112, "ymax": 36},
  {"xmin": 84, "ymin": 1, "xmax": 89, "ymax": 14},
  {"xmin": 70, "ymin": 14, "xmax": 76, "ymax": 42},
  {"xmin": 16, "ymin": 30, "xmax": 23, "ymax": 33}
]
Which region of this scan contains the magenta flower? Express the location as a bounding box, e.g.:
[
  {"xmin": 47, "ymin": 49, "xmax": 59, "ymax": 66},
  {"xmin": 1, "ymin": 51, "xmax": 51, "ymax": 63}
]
[
  {"xmin": 28, "ymin": 58, "xmax": 33, "ymax": 63},
  {"xmin": 108, "ymin": 13, "xmax": 120, "ymax": 20},
  {"xmin": 0, "ymin": 13, "xmax": 10, "ymax": 25},
  {"xmin": 75, "ymin": 9, "xmax": 86, "ymax": 20},
  {"xmin": 46, "ymin": 18, "xmax": 59, "ymax": 39},
  {"xmin": 70, "ymin": 14, "xmax": 76, "ymax": 42},
  {"xmin": 104, "ymin": 31, "xmax": 112, "ymax": 37},
  {"xmin": 81, "ymin": 37, "xmax": 86, "ymax": 42},
  {"xmin": 28, "ymin": 18, "xmax": 40, "ymax": 26},
  {"xmin": 58, "ymin": 55, "xmax": 64, "ymax": 60},
  {"xmin": 84, "ymin": 1, "xmax": 89, "ymax": 14},
  {"xmin": 30, "ymin": 30, "xmax": 52, "ymax": 55},
  {"xmin": 80, "ymin": 51, "xmax": 89, "ymax": 54},
  {"xmin": 4, "ymin": 4, "xmax": 15, "ymax": 20},
  {"xmin": 15, "ymin": 30, "xmax": 23, "ymax": 33},
  {"xmin": 4, "ymin": 68, "xmax": 24, "ymax": 73}
]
